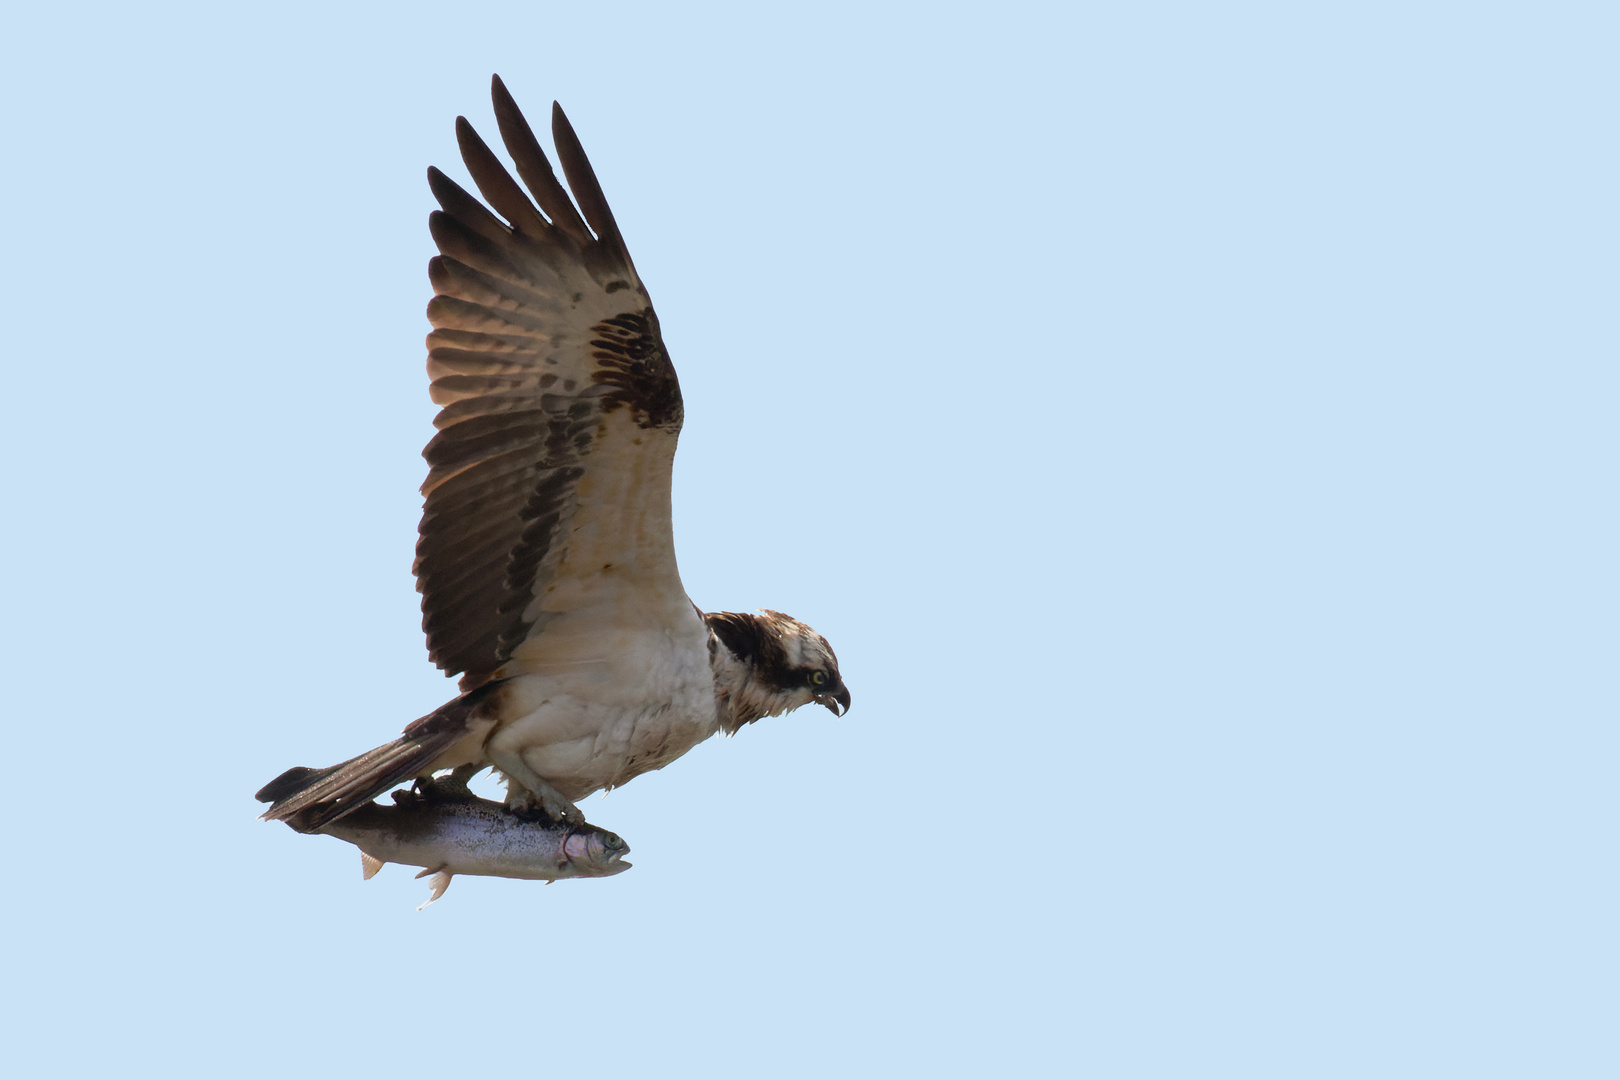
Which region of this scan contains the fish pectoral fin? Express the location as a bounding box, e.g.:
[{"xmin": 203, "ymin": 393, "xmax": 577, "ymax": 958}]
[
  {"xmin": 360, "ymin": 852, "xmax": 386, "ymax": 881},
  {"xmin": 415, "ymin": 867, "xmax": 453, "ymax": 910}
]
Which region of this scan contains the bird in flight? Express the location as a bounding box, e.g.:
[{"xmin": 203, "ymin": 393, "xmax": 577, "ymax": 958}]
[{"xmin": 258, "ymin": 76, "xmax": 849, "ymax": 835}]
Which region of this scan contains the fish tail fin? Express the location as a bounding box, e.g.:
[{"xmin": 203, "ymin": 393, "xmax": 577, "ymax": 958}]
[{"xmin": 255, "ymin": 684, "xmax": 500, "ymax": 832}]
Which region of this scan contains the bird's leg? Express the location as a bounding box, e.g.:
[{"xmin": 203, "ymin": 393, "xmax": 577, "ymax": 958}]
[
  {"xmin": 505, "ymin": 781, "xmax": 586, "ymax": 825},
  {"xmin": 484, "ymin": 747, "xmax": 585, "ymax": 825}
]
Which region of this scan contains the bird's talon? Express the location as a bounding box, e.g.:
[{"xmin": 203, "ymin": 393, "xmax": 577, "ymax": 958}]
[{"xmin": 505, "ymin": 787, "xmax": 582, "ymax": 826}]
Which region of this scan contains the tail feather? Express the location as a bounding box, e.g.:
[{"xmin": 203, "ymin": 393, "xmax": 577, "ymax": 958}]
[
  {"xmin": 257, "ymin": 737, "xmax": 446, "ymax": 832},
  {"xmin": 255, "ymin": 683, "xmax": 501, "ymax": 833},
  {"xmin": 254, "ymin": 765, "xmax": 334, "ymax": 805}
]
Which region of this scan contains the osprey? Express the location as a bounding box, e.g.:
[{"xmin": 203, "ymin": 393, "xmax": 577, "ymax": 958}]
[{"xmin": 258, "ymin": 76, "xmax": 849, "ymax": 834}]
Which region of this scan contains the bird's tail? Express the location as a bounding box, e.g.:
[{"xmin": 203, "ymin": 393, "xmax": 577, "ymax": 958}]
[
  {"xmin": 256, "ymin": 738, "xmax": 443, "ymax": 832},
  {"xmin": 255, "ymin": 685, "xmax": 499, "ymax": 832}
]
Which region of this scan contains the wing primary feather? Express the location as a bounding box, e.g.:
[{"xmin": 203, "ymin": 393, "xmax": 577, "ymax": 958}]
[
  {"xmin": 490, "ymin": 74, "xmax": 593, "ymax": 247},
  {"xmin": 549, "ymin": 102, "xmax": 632, "ymax": 270},
  {"xmin": 426, "ymin": 166, "xmax": 513, "ymax": 245},
  {"xmin": 427, "ymin": 326, "xmax": 555, "ymax": 355},
  {"xmin": 426, "ymin": 219, "xmax": 537, "ymax": 293},
  {"xmin": 426, "ymin": 292, "xmax": 554, "ymax": 337},
  {"xmin": 426, "ymin": 350, "xmax": 537, "ymax": 381},
  {"xmin": 425, "ymin": 278, "xmax": 557, "ymax": 337},
  {"xmin": 453, "ymin": 116, "xmax": 552, "ymax": 237}
]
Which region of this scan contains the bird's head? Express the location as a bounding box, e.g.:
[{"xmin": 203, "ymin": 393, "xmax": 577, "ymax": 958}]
[{"xmin": 705, "ymin": 608, "xmax": 851, "ymax": 732}]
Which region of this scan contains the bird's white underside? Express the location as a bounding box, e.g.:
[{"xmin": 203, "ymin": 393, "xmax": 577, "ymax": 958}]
[{"xmin": 445, "ymin": 405, "xmax": 714, "ymax": 801}]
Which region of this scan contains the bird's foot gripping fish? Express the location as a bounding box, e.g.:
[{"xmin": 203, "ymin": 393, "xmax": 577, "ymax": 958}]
[{"xmin": 268, "ymin": 770, "xmax": 631, "ymax": 908}]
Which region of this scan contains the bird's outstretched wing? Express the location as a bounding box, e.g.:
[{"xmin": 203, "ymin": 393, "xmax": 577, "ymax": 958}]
[{"xmin": 416, "ymin": 76, "xmax": 685, "ymax": 691}]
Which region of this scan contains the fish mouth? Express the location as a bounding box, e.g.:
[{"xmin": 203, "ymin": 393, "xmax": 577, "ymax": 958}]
[
  {"xmin": 591, "ymin": 845, "xmax": 632, "ymax": 876},
  {"xmin": 564, "ymin": 829, "xmax": 632, "ymax": 875}
]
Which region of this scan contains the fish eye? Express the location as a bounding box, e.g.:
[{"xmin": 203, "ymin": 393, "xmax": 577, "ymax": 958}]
[{"xmin": 810, "ymin": 671, "xmax": 827, "ymax": 687}]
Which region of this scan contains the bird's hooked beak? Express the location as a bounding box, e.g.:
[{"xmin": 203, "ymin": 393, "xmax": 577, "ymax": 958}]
[{"xmin": 817, "ymin": 684, "xmax": 851, "ymax": 717}]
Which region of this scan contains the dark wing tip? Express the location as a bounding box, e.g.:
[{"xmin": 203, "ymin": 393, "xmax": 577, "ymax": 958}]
[
  {"xmin": 549, "ymin": 101, "xmax": 631, "ymax": 266},
  {"xmin": 487, "ymin": 75, "xmax": 594, "ymax": 247}
]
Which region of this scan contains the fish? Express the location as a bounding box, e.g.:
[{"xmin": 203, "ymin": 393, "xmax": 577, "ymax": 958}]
[{"xmin": 275, "ymin": 772, "xmax": 632, "ymax": 908}]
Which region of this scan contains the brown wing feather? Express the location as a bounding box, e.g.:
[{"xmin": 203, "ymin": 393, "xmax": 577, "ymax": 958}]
[
  {"xmin": 415, "ymin": 78, "xmax": 683, "ymax": 690},
  {"xmin": 550, "ymin": 102, "xmax": 634, "ymax": 269},
  {"xmin": 491, "ymin": 75, "xmax": 593, "ymax": 248}
]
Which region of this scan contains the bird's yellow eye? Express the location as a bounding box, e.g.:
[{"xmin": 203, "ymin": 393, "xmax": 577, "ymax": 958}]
[{"xmin": 810, "ymin": 671, "xmax": 827, "ymax": 687}]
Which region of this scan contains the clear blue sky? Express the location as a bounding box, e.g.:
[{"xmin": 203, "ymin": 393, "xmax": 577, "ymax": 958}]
[{"xmin": 4, "ymin": 2, "xmax": 1615, "ymax": 1076}]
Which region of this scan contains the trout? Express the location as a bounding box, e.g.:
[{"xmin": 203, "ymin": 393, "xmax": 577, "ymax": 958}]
[{"xmin": 280, "ymin": 773, "xmax": 631, "ymax": 908}]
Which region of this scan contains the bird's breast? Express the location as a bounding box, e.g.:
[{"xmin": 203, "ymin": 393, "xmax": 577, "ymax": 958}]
[{"xmin": 484, "ymin": 616, "xmax": 719, "ymax": 800}]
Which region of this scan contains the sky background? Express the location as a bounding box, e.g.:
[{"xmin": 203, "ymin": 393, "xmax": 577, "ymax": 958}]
[{"xmin": 4, "ymin": 2, "xmax": 1615, "ymax": 1076}]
